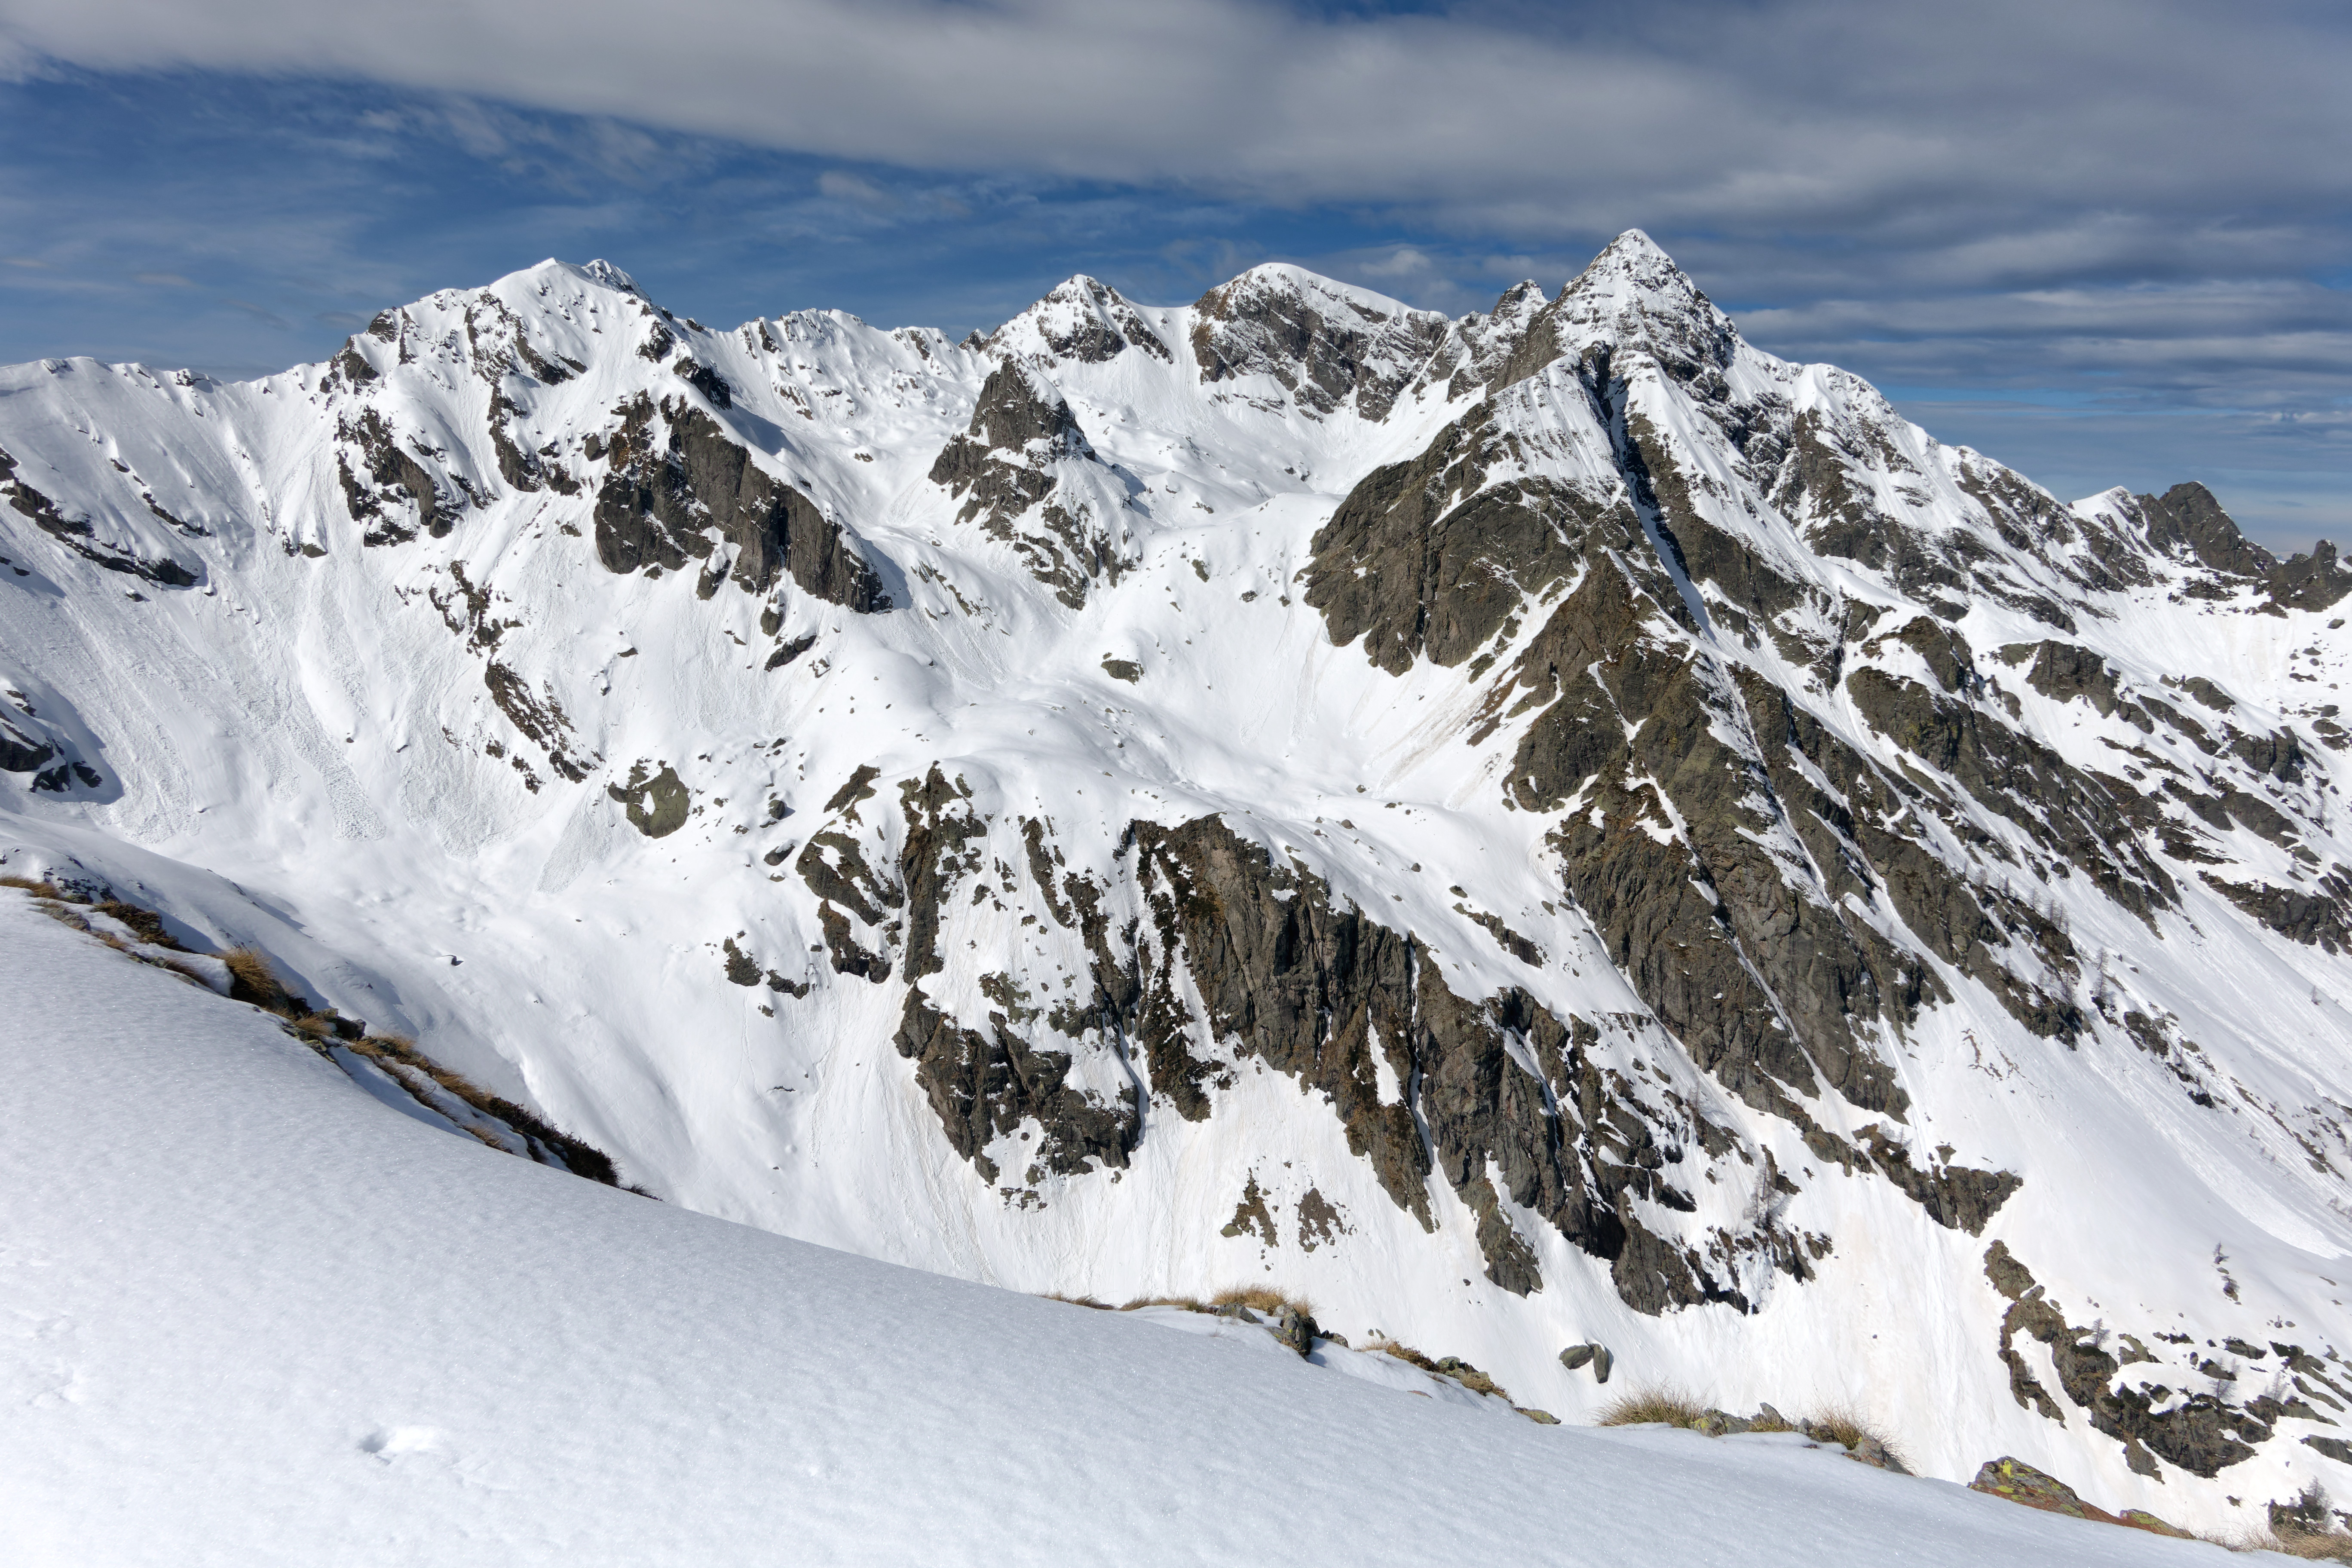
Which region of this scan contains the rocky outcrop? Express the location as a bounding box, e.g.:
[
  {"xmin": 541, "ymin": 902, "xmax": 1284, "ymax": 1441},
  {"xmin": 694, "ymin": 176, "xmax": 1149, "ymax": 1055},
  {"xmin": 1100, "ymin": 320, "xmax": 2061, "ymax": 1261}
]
[
  {"xmin": 607, "ymin": 762, "xmax": 690, "ymax": 837},
  {"xmin": 2270, "ymin": 541, "xmax": 2352, "ymax": 614},
  {"xmin": 2202, "ymin": 871, "xmax": 2352, "ymax": 954},
  {"xmin": 1302, "ymin": 404, "xmax": 1602, "ymax": 676},
  {"xmin": 1985, "ymin": 1243, "xmax": 2275, "ymax": 1478},
  {"xmin": 4, "ymin": 442, "xmax": 197, "ymax": 585},
  {"xmin": 337, "ymin": 410, "xmax": 457, "ymax": 545},
  {"xmin": 893, "ymin": 984, "xmax": 1136, "ymax": 1182},
  {"xmin": 484, "ymin": 663, "xmax": 594, "ymax": 786},
  {"xmin": 2139, "ymin": 481, "xmax": 2274, "ymax": 578},
  {"xmin": 1189, "ymin": 267, "xmax": 1450, "ymax": 423},
  {"xmin": 592, "ymin": 394, "xmax": 884, "ymax": 611},
  {"xmin": 0, "ymin": 710, "xmax": 55, "ymax": 773},
  {"xmin": 928, "ymin": 363, "xmax": 1127, "ymax": 608},
  {"xmin": 890, "ymin": 769, "xmax": 1136, "ymax": 1179}
]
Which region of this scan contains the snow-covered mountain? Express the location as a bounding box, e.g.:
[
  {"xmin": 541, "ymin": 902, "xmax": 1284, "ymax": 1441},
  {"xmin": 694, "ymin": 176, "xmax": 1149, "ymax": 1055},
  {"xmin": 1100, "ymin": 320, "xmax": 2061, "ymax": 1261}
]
[{"xmin": 7, "ymin": 230, "xmax": 2352, "ymax": 1532}]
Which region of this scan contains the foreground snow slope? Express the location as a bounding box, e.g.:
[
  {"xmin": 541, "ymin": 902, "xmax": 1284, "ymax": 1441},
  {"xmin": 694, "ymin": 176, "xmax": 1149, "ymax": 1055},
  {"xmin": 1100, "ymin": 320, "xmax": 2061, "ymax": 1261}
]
[
  {"xmin": 6, "ymin": 232, "xmax": 2352, "ymax": 1531},
  {"xmin": 0, "ymin": 897, "xmax": 2220, "ymax": 1566}
]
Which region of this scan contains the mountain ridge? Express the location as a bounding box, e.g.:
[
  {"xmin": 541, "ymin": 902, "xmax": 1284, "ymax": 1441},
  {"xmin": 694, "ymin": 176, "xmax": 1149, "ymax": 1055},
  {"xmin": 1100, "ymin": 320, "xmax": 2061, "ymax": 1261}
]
[{"xmin": 5, "ymin": 233, "xmax": 2351, "ymax": 1528}]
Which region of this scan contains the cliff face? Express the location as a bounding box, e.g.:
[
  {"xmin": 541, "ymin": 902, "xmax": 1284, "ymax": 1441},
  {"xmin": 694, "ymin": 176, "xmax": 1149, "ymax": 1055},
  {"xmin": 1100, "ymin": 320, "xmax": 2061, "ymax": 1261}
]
[{"xmin": 5, "ymin": 232, "xmax": 2351, "ymax": 1526}]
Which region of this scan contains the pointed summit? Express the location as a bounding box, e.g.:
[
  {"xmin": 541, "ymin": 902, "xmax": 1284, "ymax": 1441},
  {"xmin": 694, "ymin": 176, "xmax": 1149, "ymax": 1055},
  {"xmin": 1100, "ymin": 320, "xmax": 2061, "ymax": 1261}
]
[
  {"xmin": 1562, "ymin": 230, "xmax": 1727, "ymax": 331},
  {"xmin": 579, "ymin": 258, "xmax": 640, "ymax": 294},
  {"xmin": 989, "ymin": 274, "xmax": 1171, "ymax": 365},
  {"xmin": 1484, "ymin": 231, "xmax": 1736, "ymax": 392},
  {"xmin": 1496, "ymin": 229, "xmax": 1740, "ymax": 387},
  {"xmin": 1588, "ymin": 227, "xmax": 1674, "ymax": 268}
]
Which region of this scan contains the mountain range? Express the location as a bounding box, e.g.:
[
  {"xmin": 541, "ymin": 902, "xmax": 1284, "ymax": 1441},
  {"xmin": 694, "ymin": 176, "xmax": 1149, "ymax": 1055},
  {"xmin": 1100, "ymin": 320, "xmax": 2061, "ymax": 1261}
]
[{"xmin": 6, "ymin": 229, "xmax": 2351, "ymax": 1531}]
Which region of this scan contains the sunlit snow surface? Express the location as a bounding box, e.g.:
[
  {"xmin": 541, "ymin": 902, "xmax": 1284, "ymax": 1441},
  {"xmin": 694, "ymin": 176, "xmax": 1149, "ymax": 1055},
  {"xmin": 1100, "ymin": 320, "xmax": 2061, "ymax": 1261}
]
[
  {"xmin": 0, "ymin": 897, "xmax": 2224, "ymax": 1565},
  {"xmin": 3, "ymin": 236, "xmax": 2352, "ymax": 1534}
]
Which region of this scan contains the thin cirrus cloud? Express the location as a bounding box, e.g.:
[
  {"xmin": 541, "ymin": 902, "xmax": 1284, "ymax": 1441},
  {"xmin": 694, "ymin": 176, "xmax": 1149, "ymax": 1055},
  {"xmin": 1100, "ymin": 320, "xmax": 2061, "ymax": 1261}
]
[{"xmin": 0, "ymin": 0, "xmax": 2345, "ymax": 545}]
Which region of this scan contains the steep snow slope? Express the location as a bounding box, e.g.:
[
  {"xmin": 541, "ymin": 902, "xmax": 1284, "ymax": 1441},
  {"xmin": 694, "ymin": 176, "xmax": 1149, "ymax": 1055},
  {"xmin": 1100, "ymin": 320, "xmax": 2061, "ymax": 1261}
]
[
  {"xmin": 6, "ymin": 232, "xmax": 2352, "ymax": 1531},
  {"xmin": 0, "ymin": 892, "xmax": 2230, "ymax": 1565}
]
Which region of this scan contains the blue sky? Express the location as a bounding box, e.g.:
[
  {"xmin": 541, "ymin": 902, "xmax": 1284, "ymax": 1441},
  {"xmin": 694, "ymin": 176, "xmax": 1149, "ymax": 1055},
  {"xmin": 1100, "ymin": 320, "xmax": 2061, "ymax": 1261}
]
[{"xmin": 1, "ymin": 1, "xmax": 2346, "ymax": 551}]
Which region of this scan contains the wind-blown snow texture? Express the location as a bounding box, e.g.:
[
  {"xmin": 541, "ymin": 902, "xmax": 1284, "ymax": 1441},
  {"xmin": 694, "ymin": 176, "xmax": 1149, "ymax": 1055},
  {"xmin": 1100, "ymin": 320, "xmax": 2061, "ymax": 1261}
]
[{"xmin": 6, "ymin": 231, "xmax": 2352, "ymax": 1532}]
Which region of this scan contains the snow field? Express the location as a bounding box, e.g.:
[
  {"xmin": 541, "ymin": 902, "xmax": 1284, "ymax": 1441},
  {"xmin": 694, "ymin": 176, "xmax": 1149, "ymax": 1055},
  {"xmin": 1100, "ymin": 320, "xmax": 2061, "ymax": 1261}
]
[{"xmin": 0, "ymin": 893, "xmax": 2230, "ymax": 1566}]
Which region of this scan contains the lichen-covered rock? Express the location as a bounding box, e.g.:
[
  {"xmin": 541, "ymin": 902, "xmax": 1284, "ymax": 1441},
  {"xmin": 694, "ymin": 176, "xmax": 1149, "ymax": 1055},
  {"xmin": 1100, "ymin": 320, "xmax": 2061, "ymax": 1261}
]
[
  {"xmin": 1970, "ymin": 1457, "xmax": 2115, "ymax": 1522},
  {"xmin": 607, "ymin": 762, "xmax": 689, "ymax": 837}
]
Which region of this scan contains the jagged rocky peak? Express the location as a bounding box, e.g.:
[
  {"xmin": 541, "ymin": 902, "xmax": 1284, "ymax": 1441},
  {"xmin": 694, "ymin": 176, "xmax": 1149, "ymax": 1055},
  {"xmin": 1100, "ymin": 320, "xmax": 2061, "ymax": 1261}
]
[
  {"xmin": 1496, "ymin": 229, "xmax": 1743, "ymax": 393},
  {"xmin": 1188, "ymin": 263, "xmax": 1453, "ymax": 421},
  {"xmin": 1428, "ymin": 278, "xmax": 1549, "ymax": 397},
  {"xmin": 2133, "ymin": 481, "xmax": 2278, "ymax": 577},
  {"xmin": 927, "ymin": 359, "xmax": 1129, "ymax": 607},
  {"xmin": 958, "ymin": 359, "xmax": 1093, "ymax": 460},
  {"xmin": 989, "ymin": 274, "xmax": 1171, "ymax": 364},
  {"xmin": 2078, "ymin": 483, "xmax": 2352, "ymax": 613},
  {"xmin": 579, "ymin": 257, "xmax": 640, "ymax": 294}
]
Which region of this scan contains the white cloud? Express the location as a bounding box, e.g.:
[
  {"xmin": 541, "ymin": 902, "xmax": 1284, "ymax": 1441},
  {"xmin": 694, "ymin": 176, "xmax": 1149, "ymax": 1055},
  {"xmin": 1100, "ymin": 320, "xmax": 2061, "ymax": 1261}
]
[{"xmin": 0, "ymin": 1, "xmax": 2337, "ymax": 265}]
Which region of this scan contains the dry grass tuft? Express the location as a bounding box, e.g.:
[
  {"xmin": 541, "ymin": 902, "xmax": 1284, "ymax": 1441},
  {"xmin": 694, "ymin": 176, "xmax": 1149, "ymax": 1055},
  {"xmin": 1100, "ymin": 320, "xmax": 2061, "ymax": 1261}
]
[
  {"xmin": 0, "ymin": 874, "xmax": 67, "ymax": 898},
  {"xmin": 220, "ymin": 945, "xmax": 303, "ymax": 1012},
  {"xmin": 1366, "ymin": 1337, "xmax": 1441, "ymax": 1375},
  {"xmin": 2205, "ymin": 1529, "xmax": 2352, "ymax": 1561},
  {"xmin": 1803, "ymin": 1404, "xmax": 1905, "ymax": 1466},
  {"xmin": 93, "ymin": 900, "xmax": 176, "ymax": 947},
  {"xmin": 1594, "ymin": 1386, "xmax": 1712, "ymax": 1429},
  {"xmin": 2272, "ymin": 1532, "xmax": 2352, "ymax": 1562},
  {"xmin": 155, "ymin": 957, "xmax": 216, "ymax": 990},
  {"xmin": 1210, "ymin": 1284, "xmax": 1314, "ymax": 1319},
  {"xmin": 337, "ymin": 1031, "xmax": 622, "ymax": 1188},
  {"xmin": 1118, "ymin": 1295, "xmax": 1210, "ymax": 1313},
  {"xmin": 1041, "ymin": 1292, "xmax": 1114, "ymax": 1310},
  {"xmin": 1358, "ymin": 1336, "xmax": 1510, "ymax": 1399}
]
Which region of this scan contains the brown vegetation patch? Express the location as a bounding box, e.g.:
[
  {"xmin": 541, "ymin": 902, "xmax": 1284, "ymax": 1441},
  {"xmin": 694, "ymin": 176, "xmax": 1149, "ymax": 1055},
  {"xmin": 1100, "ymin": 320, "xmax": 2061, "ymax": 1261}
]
[
  {"xmin": 337, "ymin": 1031, "xmax": 620, "ymax": 1187},
  {"xmin": 1595, "ymin": 1386, "xmax": 1711, "ymax": 1428}
]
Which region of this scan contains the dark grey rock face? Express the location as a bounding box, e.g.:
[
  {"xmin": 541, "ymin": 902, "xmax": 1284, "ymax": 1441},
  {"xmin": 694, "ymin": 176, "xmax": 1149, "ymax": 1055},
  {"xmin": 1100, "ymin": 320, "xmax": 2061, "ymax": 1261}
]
[
  {"xmin": 1050, "ymin": 815, "xmax": 1825, "ymax": 1309},
  {"xmin": 1984, "ymin": 1242, "xmax": 2275, "ymax": 1479},
  {"xmin": 592, "ymin": 393, "xmax": 885, "ymax": 612},
  {"xmin": 1302, "ymin": 405, "xmax": 1601, "ymax": 677},
  {"xmin": 0, "ymin": 711, "xmax": 55, "ymax": 773},
  {"xmin": 927, "ymin": 363, "xmax": 1124, "ymax": 609},
  {"xmin": 2139, "ymin": 481, "xmax": 2275, "ymax": 578},
  {"xmin": 1188, "ymin": 269, "xmax": 1450, "ymax": 423},
  {"xmin": 3, "ymin": 443, "xmax": 196, "ymax": 585},
  {"xmin": 2269, "ymin": 540, "xmax": 2352, "ymax": 614}
]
